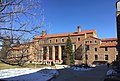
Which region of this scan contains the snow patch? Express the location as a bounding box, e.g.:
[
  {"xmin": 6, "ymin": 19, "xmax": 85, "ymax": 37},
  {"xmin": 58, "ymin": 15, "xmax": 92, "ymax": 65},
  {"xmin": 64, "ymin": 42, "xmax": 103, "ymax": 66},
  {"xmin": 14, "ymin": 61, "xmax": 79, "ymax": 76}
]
[
  {"xmin": 0, "ymin": 68, "xmax": 59, "ymax": 81},
  {"xmin": 106, "ymin": 69, "xmax": 117, "ymax": 76},
  {"xmin": 69, "ymin": 67, "xmax": 93, "ymax": 71}
]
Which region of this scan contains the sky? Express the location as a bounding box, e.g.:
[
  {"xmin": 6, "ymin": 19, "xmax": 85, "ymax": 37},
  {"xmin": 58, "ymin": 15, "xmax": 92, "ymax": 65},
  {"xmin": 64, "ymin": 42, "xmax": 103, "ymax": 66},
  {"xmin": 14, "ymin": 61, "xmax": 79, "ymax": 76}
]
[{"xmin": 41, "ymin": 0, "xmax": 118, "ymax": 39}]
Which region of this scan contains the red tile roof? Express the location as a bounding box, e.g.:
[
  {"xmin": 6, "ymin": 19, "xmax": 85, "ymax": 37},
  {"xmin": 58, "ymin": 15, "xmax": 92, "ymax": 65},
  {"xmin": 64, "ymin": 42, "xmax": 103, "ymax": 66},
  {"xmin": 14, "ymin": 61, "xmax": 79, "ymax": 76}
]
[
  {"xmin": 100, "ymin": 42, "xmax": 117, "ymax": 47},
  {"xmin": 22, "ymin": 42, "xmax": 34, "ymax": 45},
  {"xmin": 101, "ymin": 38, "xmax": 117, "ymax": 42},
  {"xmin": 9, "ymin": 47, "xmax": 21, "ymax": 50},
  {"xmin": 12, "ymin": 42, "xmax": 34, "ymax": 47},
  {"xmin": 34, "ymin": 30, "xmax": 96, "ymax": 39}
]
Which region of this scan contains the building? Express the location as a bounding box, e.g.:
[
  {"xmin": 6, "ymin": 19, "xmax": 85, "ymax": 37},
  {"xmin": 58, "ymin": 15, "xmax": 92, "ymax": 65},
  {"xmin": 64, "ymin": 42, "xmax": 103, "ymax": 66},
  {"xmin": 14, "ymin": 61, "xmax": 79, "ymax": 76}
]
[{"xmin": 9, "ymin": 26, "xmax": 118, "ymax": 65}]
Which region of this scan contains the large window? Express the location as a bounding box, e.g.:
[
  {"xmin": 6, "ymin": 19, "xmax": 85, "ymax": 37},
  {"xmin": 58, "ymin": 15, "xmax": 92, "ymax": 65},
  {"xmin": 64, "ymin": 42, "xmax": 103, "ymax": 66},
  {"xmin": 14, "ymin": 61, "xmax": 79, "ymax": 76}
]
[
  {"xmin": 95, "ymin": 55, "xmax": 98, "ymax": 60},
  {"xmin": 105, "ymin": 55, "xmax": 108, "ymax": 60}
]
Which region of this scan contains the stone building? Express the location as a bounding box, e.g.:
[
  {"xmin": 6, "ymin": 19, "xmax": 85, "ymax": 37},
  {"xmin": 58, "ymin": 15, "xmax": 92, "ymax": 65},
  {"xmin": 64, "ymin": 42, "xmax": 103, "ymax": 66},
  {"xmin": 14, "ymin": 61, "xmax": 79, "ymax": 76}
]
[{"xmin": 9, "ymin": 26, "xmax": 118, "ymax": 65}]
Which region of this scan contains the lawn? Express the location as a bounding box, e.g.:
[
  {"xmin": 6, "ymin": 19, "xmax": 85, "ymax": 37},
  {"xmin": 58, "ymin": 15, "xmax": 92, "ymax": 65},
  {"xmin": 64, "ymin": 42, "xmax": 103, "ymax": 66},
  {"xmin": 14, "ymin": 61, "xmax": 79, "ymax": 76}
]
[{"xmin": 0, "ymin": 62, "xmax": 55, "ymax": 70}]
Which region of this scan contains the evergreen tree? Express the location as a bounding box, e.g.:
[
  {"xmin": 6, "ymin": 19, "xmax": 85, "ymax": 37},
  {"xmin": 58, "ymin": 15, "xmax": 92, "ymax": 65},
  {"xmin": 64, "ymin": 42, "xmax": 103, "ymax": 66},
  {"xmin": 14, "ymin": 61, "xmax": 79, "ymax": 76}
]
[{"xmin": 64, "ymin": 35, "xmax": 74, "ymax": 65}]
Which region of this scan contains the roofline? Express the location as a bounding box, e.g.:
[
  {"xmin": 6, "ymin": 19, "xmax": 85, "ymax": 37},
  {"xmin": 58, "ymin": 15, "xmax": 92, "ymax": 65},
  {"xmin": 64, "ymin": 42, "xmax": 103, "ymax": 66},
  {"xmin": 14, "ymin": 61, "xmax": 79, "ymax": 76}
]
[
  {"xmin": 34, "ymin": 30, "xmax": 96, "ymax": 39},
  {"xmin": 101, "ymin": 38, "xmax": 117, "ymax": 42}
]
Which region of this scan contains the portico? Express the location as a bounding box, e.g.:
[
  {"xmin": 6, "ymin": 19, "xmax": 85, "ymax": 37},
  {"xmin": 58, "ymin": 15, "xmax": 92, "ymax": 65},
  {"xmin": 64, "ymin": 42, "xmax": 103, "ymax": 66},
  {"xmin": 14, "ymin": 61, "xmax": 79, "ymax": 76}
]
[{"xmin": 38, "ymin": 43, "xmax": 75, "ymax": 64}]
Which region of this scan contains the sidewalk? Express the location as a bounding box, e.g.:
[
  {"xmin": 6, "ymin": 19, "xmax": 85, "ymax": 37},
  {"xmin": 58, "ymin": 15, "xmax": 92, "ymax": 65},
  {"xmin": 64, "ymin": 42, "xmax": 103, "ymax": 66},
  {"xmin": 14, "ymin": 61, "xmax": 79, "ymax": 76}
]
[{"xmin": 54, "ymin": 65, "xmax": 108, "ymax": 81}]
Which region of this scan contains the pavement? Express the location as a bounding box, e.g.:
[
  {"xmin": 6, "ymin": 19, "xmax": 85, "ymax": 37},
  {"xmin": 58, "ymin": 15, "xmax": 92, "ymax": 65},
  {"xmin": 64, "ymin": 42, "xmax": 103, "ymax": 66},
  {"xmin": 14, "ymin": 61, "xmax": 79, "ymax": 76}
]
[{"xmin": 53, "ymin": 65, "xmax": 108, "ymax": 81}]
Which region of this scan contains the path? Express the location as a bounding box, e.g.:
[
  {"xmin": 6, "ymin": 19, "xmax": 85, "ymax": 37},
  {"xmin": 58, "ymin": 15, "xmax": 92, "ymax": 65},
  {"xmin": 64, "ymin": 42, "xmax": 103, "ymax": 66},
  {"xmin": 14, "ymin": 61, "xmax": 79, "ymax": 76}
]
[{"xmin": 54, "ymin": 65, "xmax": 108, "ymax": 81}]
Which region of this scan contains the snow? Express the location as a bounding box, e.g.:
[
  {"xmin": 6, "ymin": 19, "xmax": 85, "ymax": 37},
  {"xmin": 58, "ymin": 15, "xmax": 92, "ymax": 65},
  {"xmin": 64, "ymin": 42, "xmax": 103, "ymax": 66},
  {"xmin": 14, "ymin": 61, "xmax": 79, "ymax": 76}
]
[
  {"xmin": 55, "ymin": 65, "xmax": 68, "ymax": 69},
  {"xmin": 69, "ymin": 66, "xmax": 93, "ymax": 71},
  {"xmin": 0, "ymin": 67, "xmax": 59, "ymax": 81},
  {"xmin": 106, "ymin": 69, "xmax": 117, "ymax": 76}
]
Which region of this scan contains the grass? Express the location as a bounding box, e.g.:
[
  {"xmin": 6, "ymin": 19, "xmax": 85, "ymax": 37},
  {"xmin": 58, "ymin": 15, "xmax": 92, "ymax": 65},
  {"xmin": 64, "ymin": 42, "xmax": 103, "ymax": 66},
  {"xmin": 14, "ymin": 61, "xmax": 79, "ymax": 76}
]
[{"xmin": 0, "ymin": 62, "xmax": 55, "ymax": 70}]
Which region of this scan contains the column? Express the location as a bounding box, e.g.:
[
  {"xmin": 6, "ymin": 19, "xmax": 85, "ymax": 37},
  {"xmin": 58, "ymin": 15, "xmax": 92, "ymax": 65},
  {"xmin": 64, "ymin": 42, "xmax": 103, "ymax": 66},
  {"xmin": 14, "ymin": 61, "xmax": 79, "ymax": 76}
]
[
  {"xmin": 52, "ymin": 46, "xmax": 55, "ymax": 61},
  {"xmin": 40, "ymin": 47, "xmax": 43, "ymax": 61},
  {"xmin": 58, "ymin": 45, "xmax": 62, "ymax": 60},
  {"xmin": 72, "ymin": 44, "xmax": 75, "ymax": 52},
  {"xmin": 46, "ymin": 46, "xmax": 49, "ymax": 60}
]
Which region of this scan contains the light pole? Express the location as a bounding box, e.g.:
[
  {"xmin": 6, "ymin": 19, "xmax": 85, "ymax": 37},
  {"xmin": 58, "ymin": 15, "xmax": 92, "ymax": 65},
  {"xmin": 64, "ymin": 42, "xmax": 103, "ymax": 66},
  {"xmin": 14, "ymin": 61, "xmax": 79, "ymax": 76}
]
[{"xmin": 116, "ymin": 0, "xmax": 120, "ymax": 70}]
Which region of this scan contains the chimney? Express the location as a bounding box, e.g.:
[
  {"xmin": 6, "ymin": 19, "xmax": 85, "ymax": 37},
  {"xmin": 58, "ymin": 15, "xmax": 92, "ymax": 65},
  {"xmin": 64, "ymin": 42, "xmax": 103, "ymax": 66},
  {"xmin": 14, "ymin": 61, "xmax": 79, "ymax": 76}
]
[
  {"xmin": 77, "ymin": 25, "xmax": 81, "ymax": 33},
  {"xmin": 42, "ymin": 31, "xmax": 46, "ymax": 36}
]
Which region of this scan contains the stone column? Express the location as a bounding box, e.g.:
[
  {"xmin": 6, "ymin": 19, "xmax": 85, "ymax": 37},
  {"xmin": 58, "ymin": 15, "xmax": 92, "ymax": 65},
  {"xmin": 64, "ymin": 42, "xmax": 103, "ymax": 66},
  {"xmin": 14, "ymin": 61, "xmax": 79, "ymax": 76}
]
[
  {"xmin": 52, "ymin": 46, "xmax": 55, "ymax": 61},
  {"xmin": 46, "ymin": 46, "xmax": 49, "ymax": 60},
  {"xmin": 40, "ymin": 47, "xmax": 43, "ymax": 61},
  {"xmin": 72, "ymin": 44, "xmax": 75, "ymax": 52},
  {"xmin": 58, "ymin": 45, "xmax": 62, "ymax": 60}
]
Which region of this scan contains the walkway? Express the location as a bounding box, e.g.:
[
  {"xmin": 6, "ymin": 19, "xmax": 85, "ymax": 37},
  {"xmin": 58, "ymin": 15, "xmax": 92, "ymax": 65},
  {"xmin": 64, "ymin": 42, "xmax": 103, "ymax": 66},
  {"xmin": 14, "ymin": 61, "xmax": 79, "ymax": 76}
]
[{"xmin": 54, "ymin": 65, "xmax": 108, "ymax": 81}]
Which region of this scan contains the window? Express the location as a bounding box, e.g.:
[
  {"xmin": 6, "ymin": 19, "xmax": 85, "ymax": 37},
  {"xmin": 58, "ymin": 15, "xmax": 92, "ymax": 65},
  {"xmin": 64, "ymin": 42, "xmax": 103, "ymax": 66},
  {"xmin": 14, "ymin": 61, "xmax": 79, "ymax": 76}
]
[
  {"xmin": 105, "ymin": 47, "xmax": 108, "ymax": 51},
  {"xmin": 85, "ymin": 41, "xmax": 89, "ymax": 44},
  {"xmin": 49, "ymin": 40, "xmax": 52, "ymax": 43},
  {"xmin": 105, "ymin": 55, "xmax": 108, "ymax": 60},
  {"xmin": 78, "ymin": 37, "xmax": 80, "ymax": 41},
  {"xmin": 62, "ymin": 38, "xmax": 64, "ymax": 42},
  {"xmin": 95, "ymin": 55, "xmax": 98, "ymax": 60},
  {"xmin": 86, "ymin": 45, "xmax": 89, "ymax": 51},
  {"xmin": 90, "ymin": 41, "xmax": 92, "ymax": 43},
  {"xmin": 56, "ymin": 39, "xmax": 58, "ymax": 43},
  {"xmin": 95, "ymin": 40, "xmax": 97, "ymax": 43},
  {"xmin": 95, "ymin": 48, "xmax": 97, "ymax": 51}
]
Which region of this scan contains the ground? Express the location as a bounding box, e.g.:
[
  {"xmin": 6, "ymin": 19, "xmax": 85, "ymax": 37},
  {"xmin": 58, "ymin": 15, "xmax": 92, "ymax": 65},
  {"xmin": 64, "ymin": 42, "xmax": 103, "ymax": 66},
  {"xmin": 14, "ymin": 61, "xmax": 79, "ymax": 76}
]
[
  {"xmin": 0, "ymin": 62, "xmax": 109, "ymax": 81},
  {"xmin": 54, "ymin": 65, "xmax": 108, "ymax": 81}
]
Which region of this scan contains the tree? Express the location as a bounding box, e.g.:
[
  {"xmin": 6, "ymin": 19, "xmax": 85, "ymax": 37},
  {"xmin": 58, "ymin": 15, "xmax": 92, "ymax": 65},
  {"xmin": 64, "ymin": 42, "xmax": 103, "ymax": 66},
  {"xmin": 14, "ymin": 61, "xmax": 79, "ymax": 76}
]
[
  {"xmin": 0, "ymin": 36, "xmax": 11, "ymax": 59},
  {"xmin": 64, "ymin": 35, "xmax": 74, "ymax": 65},
  {"xmin": 0, "ymin": 0, "xmax": 44, "ymax": 65},
  {"xmin": 16, "ymin": 40, "xmax": 20, "ymax": 45}
]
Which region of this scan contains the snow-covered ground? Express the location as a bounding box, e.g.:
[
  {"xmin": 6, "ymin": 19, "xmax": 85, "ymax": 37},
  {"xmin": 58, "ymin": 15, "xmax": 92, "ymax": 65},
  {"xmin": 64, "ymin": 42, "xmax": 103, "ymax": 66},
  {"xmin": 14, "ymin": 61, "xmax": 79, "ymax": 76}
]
[
  {"xmin": 55, "ymin": 65, "xmax": 95, "ymax": 71},
  {"xmin": 0, "ymin": 67, "xmax": 59, "ymax": 81}
]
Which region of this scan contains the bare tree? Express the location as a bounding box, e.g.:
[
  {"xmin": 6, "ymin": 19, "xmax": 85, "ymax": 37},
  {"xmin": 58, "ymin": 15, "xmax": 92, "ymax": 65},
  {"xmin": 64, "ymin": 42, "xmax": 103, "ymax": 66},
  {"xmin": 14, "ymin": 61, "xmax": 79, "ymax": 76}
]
[{"xmin": 0, "ymin": 0, "xmax": 44, "ymax": 65}]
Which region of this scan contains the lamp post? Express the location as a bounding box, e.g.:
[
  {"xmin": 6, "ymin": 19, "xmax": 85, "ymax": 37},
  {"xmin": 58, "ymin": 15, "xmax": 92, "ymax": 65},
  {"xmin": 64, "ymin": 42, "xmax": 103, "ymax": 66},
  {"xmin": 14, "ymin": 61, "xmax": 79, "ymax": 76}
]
[{"xmin": 116, "ymin": 0, "xmax": 120, "ymax": 70}]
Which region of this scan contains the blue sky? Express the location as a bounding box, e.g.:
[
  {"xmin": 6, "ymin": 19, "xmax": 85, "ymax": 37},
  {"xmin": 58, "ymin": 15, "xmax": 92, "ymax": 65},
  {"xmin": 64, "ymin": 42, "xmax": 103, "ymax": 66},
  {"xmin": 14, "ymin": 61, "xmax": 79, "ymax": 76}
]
[{"xmin": 41, "ymin": 0, "xmax": 117, "ymax": 38}]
